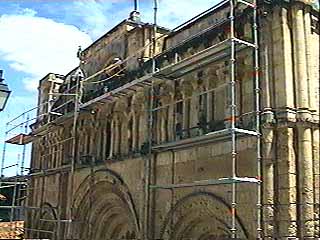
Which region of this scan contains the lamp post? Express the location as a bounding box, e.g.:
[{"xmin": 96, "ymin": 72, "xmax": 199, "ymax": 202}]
[{"xmin": 0, "ymin": 70, "xmax": 11, "ymax": 112}]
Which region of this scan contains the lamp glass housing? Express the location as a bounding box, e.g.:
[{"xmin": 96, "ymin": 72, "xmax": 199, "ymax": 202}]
[{"xmin": 0, "ymin": 82, "xmax": 11, "ymax": 111}]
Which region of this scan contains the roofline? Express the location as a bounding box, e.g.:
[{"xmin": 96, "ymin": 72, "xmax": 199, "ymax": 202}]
[
  {"xmin": 82, "ymin": 19, "xmax": 171, "ymax": 54},
  {"xmin": 82, "ymin": 19, "xmax": 128, "ymax": 53},
  {"xmin": 64, "ymin": 66, "xmax": 80, "ymax": 78},
  {"xmin": 39, "ymin": 73, "xmax": 65, "ymax": 82},
  {"xmin": 166, "ymin": 0, "xmax": 229, "ymax": 39}
]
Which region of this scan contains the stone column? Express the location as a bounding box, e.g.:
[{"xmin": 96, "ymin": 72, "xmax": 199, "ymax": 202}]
[
  {"xmin": 206, "ymin": 68, "xmax": 217, "ymax": 123},
  {"xmin": 120, "ymin": 113, "xmax": 128, "ymax": 155},
  {"xmin": 139, "ymin": 103, "xmax": 147, "ymax": 147},
  {"xmin": 131, "ymin": 112, "xmax": 136, "ymax": 151},
  {"xmin": 304, "ymin": 6, "xmax": 313, "ymax": 111},
  {"xmin": 156, "ymin": 110, "xmax": 161, "ymax": 144},
  {"xmin": 272, "ymin": 6, "xmax": 295, "ymax": 119},
  {"xmin": 90, "ymin": 127, "xmax": 98, "ymax": 159},
  {"xmin": 102, "ymin": 124, "xmax": 107, "ymax": 160},
  {"xmin": 276, "ymin": 127, "xmax": 297, "ymax": 239},
  {"xmin": 189, "ymin": 81, "xmax": 199, "ymax": 134},
  {"xmin": 108, "ymin": 121, "xmax": 114, "ymax": 159},
  {"xmin": 262, "ymin": 127, "xmax": 275, "ymax": 238},
  {"xmin": 297, "ymin": 126, "xmax": 314, "ymax": 238},
  {"xmin": 160, "ymin": 109, "xmax": 167, "ymax": 143},
  {"xmin": 312, "ymin": 128, "xmax": 320, "ymax": 237},
  {"xmin": 292, "ymin": 3, "xmax": 310, "ymax": 118},
  {"xmin": 113, "ymin": 116, "xmax": 119, "ymax": 156},
  {"xmin": 182, "ymin": 98, "xmax": 189, "ymax": 136},
  {"xmin": 96, "ymin": 124, "xmax": 102, "ymax": 160},
  {"xmin": 304, "ymin": 6, "xmax": 320, "ymax": 121},
  {"xmin": 206, "ymin": 86, "xmax": 213, "ymax": 123},
  {"xmin": 181, "ymin": 81, "xmax": 193, "ymax": 136},
  {"xmin": 167, "ymin": 97, "xmax": 174, "ymax": 141}
]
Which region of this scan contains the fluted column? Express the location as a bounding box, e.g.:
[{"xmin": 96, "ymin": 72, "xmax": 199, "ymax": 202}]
[{"xmin": 297, "ymin": 126, "xmax": 314, "ymax": 238}]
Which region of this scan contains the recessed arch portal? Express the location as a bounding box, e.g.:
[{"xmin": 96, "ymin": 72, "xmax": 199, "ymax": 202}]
[
  {"xmin": 160, "ymin": 191, "xmax": 249, "ymax": 240},
  {"xmin": 72, "ymin": 169, "xmax": 140, "ymax": 240},
  {"xmin": 31, "ymin": 202, "xmax": 57, "ymax": 239}
]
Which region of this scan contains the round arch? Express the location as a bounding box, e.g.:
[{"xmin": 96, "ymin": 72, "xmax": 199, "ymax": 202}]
[
  {"xmin": 72, "ymin": 169, "xmax": 140, "ymax": 239},
  {"xmin": 159, "ymin": 191, "xmax": 249, "ymax": 240},
  {"xmin": 32, "ymin": 202, "xmax": 57, "ymax": 239}
]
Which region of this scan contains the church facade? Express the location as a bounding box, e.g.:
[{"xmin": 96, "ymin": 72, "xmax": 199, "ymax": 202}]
[{"xmin": 26, "ymin": 0, "xmax": 319, "ymax": 239}]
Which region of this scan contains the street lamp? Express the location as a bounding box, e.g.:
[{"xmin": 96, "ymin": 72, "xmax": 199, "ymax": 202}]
[{"xmin": 0, "ymin": 70, "xmax": 11, "ymax": 112}]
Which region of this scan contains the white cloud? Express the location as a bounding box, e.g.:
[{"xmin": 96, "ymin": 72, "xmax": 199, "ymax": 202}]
[
  {"xmin": 149, "ymin": 0, "xmax": 217, "ymax": 29},
  {"xmin": 0, "ymin": 10, "xmax": 92, "ymax": 91},
  {"xmin": 71, "ymin": 0, "xmax": 112, "ymax": 38},
  {"xmin": 67, "ymin": 0, "xmax": 218, "ymax": 39},
  {"xmin": 69, "ymin": 0, "xmax": 129, "ymax": 39},
  {"xmin": 0, "ymin": 1, "xmax": 217, "ymax": 93}
]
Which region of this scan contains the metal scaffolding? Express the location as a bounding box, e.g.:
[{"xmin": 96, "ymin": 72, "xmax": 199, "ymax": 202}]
[
  {"xmin": 0, "ymin": 71, "xmax": 82, "ymax": 239},
  {"xmin": 0, "ymin": 0, "xmax": 262, "ymax": 238},
  {"xmin": 146, "ymin": 0, "xmax": 262, "ymax": 238}
]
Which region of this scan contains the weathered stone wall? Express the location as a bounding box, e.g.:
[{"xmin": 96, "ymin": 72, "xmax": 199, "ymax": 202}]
[{"xmin": 27, "ymin": 1, "xmax": 319, "ymax": 239}]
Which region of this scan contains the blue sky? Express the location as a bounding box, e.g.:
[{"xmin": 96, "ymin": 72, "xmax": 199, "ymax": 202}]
[{"xmin": 0, "ymin": 0, "xmax": 217, "ymax": 176}]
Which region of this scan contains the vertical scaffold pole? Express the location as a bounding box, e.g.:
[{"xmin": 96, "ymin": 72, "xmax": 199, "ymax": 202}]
[
  {"xmin": 145, "ymin": 0, "xmax": 157, "ymax": 238},
  {"xmin": 69, "ymin": 72, "xmax": 81, "ymax": 240},
  {"xmin": 1, "ymin": 123, "xmax": 9, "ymax": 179},
  {"xmin": 0, "ymin": 123, "xmax": 9, "ymax": 219},
  {"xmin": 10, "ymin": 154, "xmax": 20, "ymax": 222},
  {"xmin": 229, "ymin": 0, "xmax": 237, "ymax": 238},
  {"xmin": 21, "ymin": 114, "xmax": 29, "ymax": 175},
  {"xmin": 253, "ymin": 0, "xmax": 262, "ymax": 237},
  {"xmin": 134, "ymin": 0, "xmax": 138, "ymax": 11}
]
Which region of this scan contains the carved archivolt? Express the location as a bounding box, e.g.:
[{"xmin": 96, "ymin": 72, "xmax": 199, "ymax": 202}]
[
  {"xmin": 160, "ymin": 191, "xmax": 249, "ymax": 240},
  {"xmin": 31, "ymin": 202, "xmax": 57, "ymax": 239},
  {"xmin": 72, "ymin": 169, "xmax": 140, "ymax": 239}
]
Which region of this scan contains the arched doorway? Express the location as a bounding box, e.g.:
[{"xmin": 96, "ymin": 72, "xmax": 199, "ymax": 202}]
[
  {"xmin": 32, "ymin": 203, "xmax": 57, "ymax": 239},
  {"xmin": 160, "ymin": 192, "xmax": 249, "ymax": 240},
  {"xmin": 73, "ymin": 169, "xmax": 140, "ymax": 239}
]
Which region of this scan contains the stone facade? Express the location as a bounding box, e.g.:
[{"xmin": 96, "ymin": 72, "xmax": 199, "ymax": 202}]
[{"xmin": 26, "ymin": 1, "xmax": 319, "ymax": 239}]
